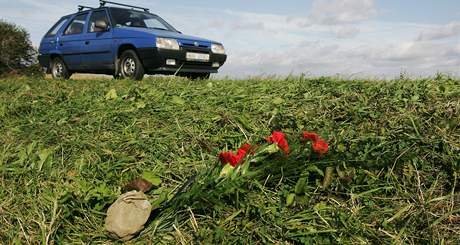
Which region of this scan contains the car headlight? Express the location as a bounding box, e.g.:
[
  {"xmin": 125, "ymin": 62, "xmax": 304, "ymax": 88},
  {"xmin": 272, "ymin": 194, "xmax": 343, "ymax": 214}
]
[
  {"xmin": 156, "ymin": 37, "xmax": 180, "ymax": 50},
  {"xmin": 211, "ymin": 43, "xmax": 225, "ymax": 54}
]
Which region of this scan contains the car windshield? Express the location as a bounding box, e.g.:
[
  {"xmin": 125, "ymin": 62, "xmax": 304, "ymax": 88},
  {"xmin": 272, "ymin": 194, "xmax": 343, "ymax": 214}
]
[{"xmin": 110, "ymin": 8, "xmax": 177, "ymax": 32}]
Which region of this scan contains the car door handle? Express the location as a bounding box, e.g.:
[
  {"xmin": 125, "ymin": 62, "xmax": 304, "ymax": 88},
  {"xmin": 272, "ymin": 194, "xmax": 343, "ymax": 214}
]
[{"xmin": 85, "ymin": 41, "xmax": 90, "ymax": 45}]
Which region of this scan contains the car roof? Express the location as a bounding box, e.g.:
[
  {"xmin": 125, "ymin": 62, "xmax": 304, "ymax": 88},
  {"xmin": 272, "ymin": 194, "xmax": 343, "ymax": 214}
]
[{"xmin": 68, "ymin": 6, "xmax": 157, "ymax": 17}]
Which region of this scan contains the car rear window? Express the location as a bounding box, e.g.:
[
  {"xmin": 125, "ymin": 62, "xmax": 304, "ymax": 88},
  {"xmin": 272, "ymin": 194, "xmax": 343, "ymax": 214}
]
[
  {"xmin": 64, "ymin": 13, "xmax": 88, "ymax": 35},
  {"xmin": 45, "ymin": 18, "xmax": 69, "ymax": 37}
]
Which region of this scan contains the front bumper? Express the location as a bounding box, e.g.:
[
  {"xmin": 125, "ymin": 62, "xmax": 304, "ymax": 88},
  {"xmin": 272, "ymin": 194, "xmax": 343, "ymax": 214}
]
[{"xmin": 137, "ymin": 47, "xmax": 227, "ymax": 74}]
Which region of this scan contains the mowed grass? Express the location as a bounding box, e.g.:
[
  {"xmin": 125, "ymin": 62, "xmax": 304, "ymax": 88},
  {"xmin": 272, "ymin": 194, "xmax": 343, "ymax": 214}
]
[{"xmin": 0, "ymin": 75, "xmax": 459, "ymax": 244}]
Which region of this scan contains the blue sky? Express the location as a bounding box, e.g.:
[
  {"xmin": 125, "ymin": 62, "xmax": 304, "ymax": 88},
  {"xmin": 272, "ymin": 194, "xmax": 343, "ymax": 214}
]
[{"xmin": 2, "ymin": 0, "xmax": 459, "ymax": 78}]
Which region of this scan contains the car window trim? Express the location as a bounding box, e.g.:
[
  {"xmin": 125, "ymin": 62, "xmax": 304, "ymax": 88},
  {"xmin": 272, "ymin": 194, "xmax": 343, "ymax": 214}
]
[
  {"xmin": 63, "ymin": 12, "xmax": 89, "ymax": 36},
  {"xmin": 45, "ymin": 17, "xmax": 69, "ymax": 37}
]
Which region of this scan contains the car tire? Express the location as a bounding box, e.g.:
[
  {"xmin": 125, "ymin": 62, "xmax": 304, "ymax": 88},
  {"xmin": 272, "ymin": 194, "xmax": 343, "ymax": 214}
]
[
  {"xmin": 180, "ymin": 73, "xmax": 210, "ymax": 80},
  {"xmin": 51, "ymin": 57, "xmax": 72, "ymax": 80},
  {"xmin": 113, "ymin": 58, "xmax": 122, "ymax": 79},
  {"xmin": 119, "ymin": 50, "xmax": 144, "ymax": 80}
]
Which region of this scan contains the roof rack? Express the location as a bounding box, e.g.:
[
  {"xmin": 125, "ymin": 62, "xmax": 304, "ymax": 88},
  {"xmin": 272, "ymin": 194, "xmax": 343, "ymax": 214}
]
[
  {"xmin": 99, "ymin": 0, "xmax": 150, "ymax": 12},
  {"xmin": 78, "ymin": 5, "xmax": 94, "ymax": 12}
]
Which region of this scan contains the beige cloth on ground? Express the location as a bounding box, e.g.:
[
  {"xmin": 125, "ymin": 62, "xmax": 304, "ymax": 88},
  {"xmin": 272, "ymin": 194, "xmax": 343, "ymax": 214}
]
[{"xmin": 105, "ymin": 191, "xmax": 152, "ymax": 241}]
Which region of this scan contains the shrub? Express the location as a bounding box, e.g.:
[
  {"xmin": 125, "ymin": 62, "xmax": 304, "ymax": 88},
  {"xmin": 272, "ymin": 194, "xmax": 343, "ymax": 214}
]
[{"xmin": 0, "ymin": 19, "xmax": 42, "ymax": 77}]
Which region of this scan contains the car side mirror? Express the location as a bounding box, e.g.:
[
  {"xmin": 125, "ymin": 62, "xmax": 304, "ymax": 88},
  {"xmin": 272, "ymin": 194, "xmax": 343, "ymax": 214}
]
[{"xmin": 95, "ymin": 20, "xmax": 109, "ymax": 31}]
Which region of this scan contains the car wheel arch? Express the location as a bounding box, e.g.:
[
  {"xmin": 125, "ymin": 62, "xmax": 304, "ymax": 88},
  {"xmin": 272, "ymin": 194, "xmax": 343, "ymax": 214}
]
[
  {"xmin": 115, "ymin": 44, "xmax": 143, "ymax": 75},
  {"xmin": 117, "ymin": 44, "xmax": 138, "ymax": 58},
  {"xmin": 49, "ymin": 53, "xmax": 62, "ymax": 65}
]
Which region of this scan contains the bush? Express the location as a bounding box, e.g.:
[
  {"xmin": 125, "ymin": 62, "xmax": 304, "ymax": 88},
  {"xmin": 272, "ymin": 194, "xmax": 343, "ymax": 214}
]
[{"xmin": 0, "ymin": 20, "xmax": 42, "ymax": 77}]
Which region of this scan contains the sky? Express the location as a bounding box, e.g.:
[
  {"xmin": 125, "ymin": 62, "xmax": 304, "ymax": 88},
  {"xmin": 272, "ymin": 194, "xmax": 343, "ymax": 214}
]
[{"xmin": 1, "ymin": 0, "xmax": 459, "ymax": 78}]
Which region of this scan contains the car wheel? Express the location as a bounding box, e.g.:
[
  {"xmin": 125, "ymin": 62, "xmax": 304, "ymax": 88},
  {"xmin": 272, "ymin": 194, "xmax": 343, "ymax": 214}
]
[
  {"xmin": 51, "ymin": 57, "xmax": 71, "ymax": 80},
  {"xmin": 113, "ymin": 58, "xmax": 122, "ymax": 79},
  {"xmin": 119, "ymin": 50, "xmax": 144, "ymax": 80},
  {"xmin": 113, "ymin": 73, "xmax": 122, "ymax": 80}
]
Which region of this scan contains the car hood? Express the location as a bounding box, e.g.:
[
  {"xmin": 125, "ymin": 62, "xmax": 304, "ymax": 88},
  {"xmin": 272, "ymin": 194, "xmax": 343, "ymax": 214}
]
[{"xmin": 116, "ymin": 27, "xmax": 218, "ymax": 45}]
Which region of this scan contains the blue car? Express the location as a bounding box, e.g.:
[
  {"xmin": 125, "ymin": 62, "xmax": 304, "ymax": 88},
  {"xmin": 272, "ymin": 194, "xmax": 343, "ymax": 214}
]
[{"xmin": 38, "ymin": 0, "xmax": 227, "ymax": 80}]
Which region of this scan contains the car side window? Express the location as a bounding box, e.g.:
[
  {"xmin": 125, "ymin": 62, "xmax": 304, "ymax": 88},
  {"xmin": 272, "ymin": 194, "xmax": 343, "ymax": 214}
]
[
  {"xmin": 88, "ymin": 10, "xmax": 110, "ymax": 33},
  {"xmin": 46, "ymin": 18, "xmax": 69, "ymax": 37},
  {"xmin": 64, "ymin": 13, "xmax": 88, "ymax": 35}
]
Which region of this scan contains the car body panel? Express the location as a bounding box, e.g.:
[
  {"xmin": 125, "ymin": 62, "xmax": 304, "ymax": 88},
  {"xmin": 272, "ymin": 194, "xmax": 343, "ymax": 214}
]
[
  {"xmin": 80, "ymin": 32, "xmax": 114, "ymax": 69},
  {"xmin": 59, "ymin": 34, "xmax": 87, "ymax": 70}
]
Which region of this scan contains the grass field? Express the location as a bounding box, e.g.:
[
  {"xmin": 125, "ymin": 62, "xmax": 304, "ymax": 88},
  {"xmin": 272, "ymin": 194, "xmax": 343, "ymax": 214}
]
[{"xmin": 0, "ymin": 75, "xmax": 459, "ymax": 244}]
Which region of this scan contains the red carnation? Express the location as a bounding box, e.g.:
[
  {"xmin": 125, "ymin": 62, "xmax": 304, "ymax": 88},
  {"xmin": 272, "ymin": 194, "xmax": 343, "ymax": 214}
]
[
  {"xmin": 239, "ymin": 143, "xmax": 252, "ymax": 153},
  {"xmin": 312, "ymin": 140, "xmax": 329, "ymax": 156},
  {"xmin": 266, "ymin": 131, "xmax": 289, "ymax": 155},
  {"xmin": 219, "ymin": 152, "xmax": 238, "ymax": 167},
  {"xmin": 303, "ymin": 132, "xmax": 320, "ymax": 142},
  {"xmin": 219, "ymin": 143, "xmax": 252, "ymax": 167}
]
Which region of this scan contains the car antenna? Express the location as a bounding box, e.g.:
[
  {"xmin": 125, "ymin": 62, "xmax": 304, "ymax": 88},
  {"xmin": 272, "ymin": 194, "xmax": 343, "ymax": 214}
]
[
  {"xmin": 99, "ymin": 0, "xmax": 150, "ymax": 12},
  {"xmin": 78, "ymin": 5, "xmax": 94, "ymax": 12}
]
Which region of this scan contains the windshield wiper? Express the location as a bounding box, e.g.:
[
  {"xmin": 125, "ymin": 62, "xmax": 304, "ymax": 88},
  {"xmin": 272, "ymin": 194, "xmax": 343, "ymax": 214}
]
[{"xmin": 150, "ymin": 27, "xmax": 170, "ymax": 31}]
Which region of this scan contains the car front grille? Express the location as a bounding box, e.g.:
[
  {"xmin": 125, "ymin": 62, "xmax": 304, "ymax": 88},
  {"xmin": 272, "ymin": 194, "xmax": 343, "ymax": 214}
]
[
  {"xmin": 182, "ymin": 43, "xmax": 209, "ymax": 48},
  {"xmin": 182, "ymin": 46, "xmax": 210, "ymax": 53}
]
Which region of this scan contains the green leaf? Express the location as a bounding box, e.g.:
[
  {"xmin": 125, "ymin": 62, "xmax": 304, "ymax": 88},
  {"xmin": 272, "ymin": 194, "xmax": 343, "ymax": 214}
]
[
  {"xmin": 57, "ymin": 117, "xmax": 67, "ymax": 126},
  {"xmin": 266, "ymin": 144, "xmax": 280, "ymax": 154},
  {"xmin": 314, "ymin": 202, "xmax": 328, "ymax": 212},
  {"xmin": 286, "ymin": 193, "xmax": 295, "ymax": 206},
  {"xmin": 295, "ymin": 177, "xmax": 307, "ymax": 195},
  {"xmin": 152, "ymin": 191, "xmax": 168, "ymax": 208},
  {"xmin": 37, "ymin": 148, "xmax": 53, "ymax": 171},
  {"xmin": 105, "ymin": 88, "xmax": 118, "ymax": 100},
  {"xmin": 15, "ymin": 149, "xmax": 27, "ymax": 165},
  {"xmin": 273, "ymin": 97, "xmax": 284, "ymax": 105},
  {"xmin": 26, "ymin": 141, "xmax": 37, "ymax": 155},
  {"xmin": 241, "ymin": 161, "xmax": 250, "ymax": 176},
  {"xmin": 219, "ymin": 164, "xmax": 235, "ymax": 178},
  {"xmin": 171, "ymin": 96, "xmax": 185, "ymax": 105},
  {"xmin": 322, "ymin": 167, "xmax": 334, "ymax": 189},
  {"xmin": 136, "ymin": 101, "xmax": 146, "ymax": 109},
  {"xmin": 336, "ymin": 144, "xmax": 346, "ymax": 153},
  {"xmin": 141, "ymin": 171, "xmax": 162, "ymax": 186},
  {"xmin": 306, "ymin": 165, "xmax": 324, "ymax": 176}
]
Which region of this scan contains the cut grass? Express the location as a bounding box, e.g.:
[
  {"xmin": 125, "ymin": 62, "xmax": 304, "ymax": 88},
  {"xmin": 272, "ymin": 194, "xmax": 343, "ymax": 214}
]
[{"xmin": 0, "ymin": 75, "xmax": 459, "ymax": 243}]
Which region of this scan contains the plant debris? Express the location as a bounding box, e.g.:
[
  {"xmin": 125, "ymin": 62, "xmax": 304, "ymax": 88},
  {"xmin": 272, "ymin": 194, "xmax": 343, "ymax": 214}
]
[{"xmin": 123, "ymin": 178, "xmax": 153, "ymax": 193}]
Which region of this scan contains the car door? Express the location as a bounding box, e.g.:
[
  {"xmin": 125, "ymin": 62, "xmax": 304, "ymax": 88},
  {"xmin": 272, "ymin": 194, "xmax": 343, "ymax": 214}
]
[
  {"xmin": 58, "ymin": 13, "xmax": 89, "ymax": 70},
  {"xmin": 81, "ymin": 9, "xmax": 114, "ymax": 70}
]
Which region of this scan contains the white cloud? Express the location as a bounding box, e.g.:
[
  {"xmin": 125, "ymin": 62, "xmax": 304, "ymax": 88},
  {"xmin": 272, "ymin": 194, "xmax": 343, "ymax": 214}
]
[
  {"xmin": 217, "ymin": 17, "xmax": 460, "ymax": 78},
  {"xmin": 455, "ymin": 43, "xmax": 460, "ymax": 54},
  {"xmin": 296, "ymin": 0, "xmax": 378, "ymax": 39},
  {"xmin": 416, "ymin": 21, "xmax": 460, "ymax": 41},
  {"xmin": 308, "ymin": 0, "xmax": 377, "ymax": 25},
  {"xmin": 334, "ymin": 25, "xmax": 361, "ymax": 38}
]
